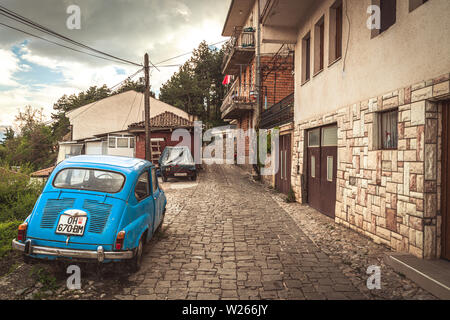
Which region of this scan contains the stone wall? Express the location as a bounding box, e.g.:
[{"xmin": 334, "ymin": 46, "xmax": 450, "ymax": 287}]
[{"xmin": 292, "ymin": 72, "xmax": 450, "ymax": 259}]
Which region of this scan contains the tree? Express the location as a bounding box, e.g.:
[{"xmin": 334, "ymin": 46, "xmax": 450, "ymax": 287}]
[
  {"xmin": 113, "ymin": 78, "xmax": 155, "ymax": 97},
  {"xmin": 1, "ymin": 106, "xmax": 56, "ymax": 170},
  {"xmin": 159, "ymin": 41, "xmax": 227, "ymax": 127}
]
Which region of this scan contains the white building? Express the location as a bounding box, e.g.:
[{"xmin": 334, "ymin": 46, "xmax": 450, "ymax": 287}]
[{"xmin": 57, "ymin": 90, "xmax": 194, "ymax": 163}]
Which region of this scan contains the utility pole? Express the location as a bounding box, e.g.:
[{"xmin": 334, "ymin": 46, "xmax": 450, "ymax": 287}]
[
  {"xmin": 144, "ymin": 53, "xmax": 152, "ymax": 162},
  {"xmin": 253, "ymin": 0, "xmax": 262, "ymax": 180}
]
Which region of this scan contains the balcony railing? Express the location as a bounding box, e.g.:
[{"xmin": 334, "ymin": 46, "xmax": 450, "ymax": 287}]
[
  {"xmin": 221, "ymin": 80, "xmax": 257, "ymax": 119},
  {"xmin": 222, "ymin": 26, "xmax": 256, "ymax": 75},
  {"xmin": 260, "ymin": 93, "xmax": 294, "ymax": 129}
]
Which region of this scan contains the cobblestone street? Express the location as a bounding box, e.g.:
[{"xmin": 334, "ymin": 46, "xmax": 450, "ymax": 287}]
[
  {"xmin": 115, "ymin": 164, "xmax": 435, "ymax": 300},
  {"xmin": 0, "ymin": 164, "xmax": 437, "ymax": 300}
]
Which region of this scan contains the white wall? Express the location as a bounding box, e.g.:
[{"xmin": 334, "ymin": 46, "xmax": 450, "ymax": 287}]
[
  {"xmin": 85, "ymin": 141, "xmax": 103, "ymax": 155},
  {"xmin": 67, "ymin": 91, "xmax": 191, "ymax": 141},
  {"xmin": 294, "ymin": 0, "xmax": 450, "ymax": 123}
]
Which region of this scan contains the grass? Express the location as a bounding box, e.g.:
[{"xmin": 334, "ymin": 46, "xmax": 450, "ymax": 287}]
[
  {"xmin": 0, "ymin": 166, "xmax": 43, "ymax": 258},
  {"xmin": 30, "ymin": 266, "xmax": 58, "ymax": 292},
  {"xmin": 0, "ymin": 220, "xmax": 21, "ymax": 258}
]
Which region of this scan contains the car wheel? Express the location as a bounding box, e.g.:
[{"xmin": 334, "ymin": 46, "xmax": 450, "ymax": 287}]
[
  {"xmin": 130, "ymin": 236, "xmax": 144, "ymax": 272},
  {"xmin": 191, "ymin": 174, "xmax": 197, "ymax": 181}
]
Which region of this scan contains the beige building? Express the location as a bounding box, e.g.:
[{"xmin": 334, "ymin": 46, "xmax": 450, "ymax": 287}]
[
  {"xmin": 57, "ymin": 90, "xmax": 194, "ymax": 162},
  {"xmin": 67, "ymin": 90, "xmax": 191, "ymax": 141},
  {"xmin": 221, "ymin": 0, "xmax": 295, "ymax": 193},
  {"xmin": 261, "ymin": 0, "xmax": 450, "ymax": 260}
]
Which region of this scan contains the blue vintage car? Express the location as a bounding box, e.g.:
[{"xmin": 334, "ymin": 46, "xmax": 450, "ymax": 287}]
[{"xmin": 12, "ymin": 155, "xmax": 166, "ymax": 271}]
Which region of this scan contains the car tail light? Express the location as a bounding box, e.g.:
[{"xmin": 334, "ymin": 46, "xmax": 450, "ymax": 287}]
[
  {"xmin": 18, "ymin": 223, "xmax": 28, "ymax": 242},
  {"xmin": 115, "ymin": 231, "xmax": 125, "ymax": 250}
]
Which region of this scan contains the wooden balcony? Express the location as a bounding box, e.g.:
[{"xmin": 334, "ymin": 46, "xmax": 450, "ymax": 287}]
[
  {"xmin": 222, "ymin": 26, "xmax": 256, "ymax": 76},
  {"xmin": 260, "ymin": 93, "xmax": 294, "ymax": 129},
  {"xmin": 221, "ymin": 80, "xmax": 256, "ymax": 120}
]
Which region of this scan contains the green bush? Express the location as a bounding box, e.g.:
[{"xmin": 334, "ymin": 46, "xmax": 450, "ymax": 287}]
[
  {"xmin": 0, "ymin": 220, "xmax": 21, "ymax": 257},
  {"xmin": 0, "ymin": 167, "xmax": 44, "ymax": 223},
  {"xmin": 286, "ymin": 188, "xmax": 296, "ymax": 203}
]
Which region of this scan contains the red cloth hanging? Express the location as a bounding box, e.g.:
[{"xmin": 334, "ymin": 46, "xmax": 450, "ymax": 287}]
[{"xmin": 222, "ymin": 75, "xmax": 231, "ymax": 85}]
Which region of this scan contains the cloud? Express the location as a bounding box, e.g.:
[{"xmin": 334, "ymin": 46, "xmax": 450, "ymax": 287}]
[
  {"xmin": 0, "ymin": 48, "xmax": 21, "ymax": 86},
  {"xmin": 0, "ymin": 0, "xmax": 231, "ymax": 126}
]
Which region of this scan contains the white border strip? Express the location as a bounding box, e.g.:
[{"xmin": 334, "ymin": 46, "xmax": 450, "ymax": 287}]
[{"xmin": 390, "ymin": 255, "xmax": 450, "ymax": 291}]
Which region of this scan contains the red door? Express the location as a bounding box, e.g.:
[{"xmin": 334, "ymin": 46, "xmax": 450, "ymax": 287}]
[
  {"xmin": 307, "ymin": 125, "xmax": 337, "ymax": 218},
  {"xmin": 441, "ymin": 101, "xmax": 450, "ymax": 260}
]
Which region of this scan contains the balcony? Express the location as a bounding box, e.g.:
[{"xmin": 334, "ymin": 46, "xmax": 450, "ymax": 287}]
[
  {"xmin": 221, "ymin": 80, "xmax": 256, "ymax": 120},
  {"xmin": 260, "ymin": 93, "xmax": 294, "ymax": 129},
  {"xmin": 222, "ymin": 26, "xmax": 255, "ymax": 76}
]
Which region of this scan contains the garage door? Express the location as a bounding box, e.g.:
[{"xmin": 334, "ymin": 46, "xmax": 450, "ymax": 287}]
[{"xmin": 307, "ymin": 125, "xmax": 337, "ymax": 218}]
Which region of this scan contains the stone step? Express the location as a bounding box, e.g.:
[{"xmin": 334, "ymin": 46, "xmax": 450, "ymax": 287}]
[{"xmin": 384, "ymin": 252, "xmax": 450, "ymax": 299}]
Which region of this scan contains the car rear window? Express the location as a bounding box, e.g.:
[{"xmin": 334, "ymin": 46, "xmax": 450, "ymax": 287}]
[
  {"xmin": 53, "ymin": 168, "xmax": 125, "ymax": 193},
  {"xmin": 161, "ymin": 147, "xmax": 194, "ymax": 166}
]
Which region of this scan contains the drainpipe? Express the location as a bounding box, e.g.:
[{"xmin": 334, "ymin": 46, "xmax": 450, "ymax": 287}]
[{"xmin": 253, "ymin": 0, "xmax": 262, "ymax": 180}]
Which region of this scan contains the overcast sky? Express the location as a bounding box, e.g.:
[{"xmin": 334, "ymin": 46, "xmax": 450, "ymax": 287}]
[{"xmin": 0, "ymin": 0, "xmax": 231, "ymax": 127}]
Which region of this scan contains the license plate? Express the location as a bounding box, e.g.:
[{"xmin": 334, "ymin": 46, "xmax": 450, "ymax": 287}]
[
  {"xmin": 174, "ymin": 173, "xmax": 187, "ymax": 176},
  {"xmin": 56, "ymin": 214, "xmax": 87, "ymax": 236}
]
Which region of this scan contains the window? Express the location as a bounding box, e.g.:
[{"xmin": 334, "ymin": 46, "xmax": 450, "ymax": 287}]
[
  {"xmin": 378, "ymin": 109, "xmax": 398, "ymax": 149},
  {"xmin": 322, "ymin": 126, "xmax": 338, "ymax": 146},
  {"xmin": 380, "ymin": 0, "xmax": 396, "ymax": 33},
  {"xmin": 314, "ymin": 16, "xmax": 325, "ymax": 74},
  {"xmin": 327, "ymin": 156, "xmax": 334, "ymax": 182},
  {"xmin": 117, "ymin": 138, "xmax": 129, "ymax": 148},
  {"xmin": 108, "ymin": 137, "xmax": 116, "ymax": 148},
  {"xmin": 329, "ymin": 0, "xmax": 343, "ymax": 64},
  {"xmin": 108, "ymin": 135, "xmax": 135, "ymax": 149},
  {"xmin": 311, "ymin": 156, "xmax": 316, "ymax": 178},
  {"xmin": 302, "ymin": 32, "xmax": 311, "ymax": 83},
  {"xmin": 151, "ymin": 168, "xmax": 158, "ymax": 194},
  {"xmin": 135, "ymin": 172, "xmax": 150, "ymax": 201},
  {"xmin": 53, "ymin": 168, "xmax": 125, "ymax": 193},
  {"xmin": 308, "ymin": 128, "xmax": 320, "ymax": 147},
  {"xmin": 409, "ymin": 0, "xmax": 428, "ymax": 12}
]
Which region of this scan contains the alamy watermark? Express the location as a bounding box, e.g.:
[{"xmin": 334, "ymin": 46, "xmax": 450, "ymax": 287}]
[
  {"xmin": 66, "ymin": 265, "xmax": 81, "ymax": 290},
  {"xmin": 66, "ymin": 5, "xmax": 81, "ymax": 30},
  {"xmin": 171, "ymin": 122, "xmax": 280, "ymax": 176},
  {"xmin": 367, "ymin": 5, "xmax": 381, "ymax": 30},
  {"xmin": 366, "ymin": 265, "xmax": 381, "ymax": 290}
]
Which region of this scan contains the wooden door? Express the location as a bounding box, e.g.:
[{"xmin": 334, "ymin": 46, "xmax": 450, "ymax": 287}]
[
  {"xmin": 320, "ymin": 126, "xmax": 338, "ymax": 218},
  {"xmin": 275, "ymin": 134, "xmax": 292, "ymax": 195},
  {"xmin": 441, "ymin": 102, "xmax": 450, "ymax": 260},
  {"xmin": 307, "ymin": 125, "xmax": 337, "ymax": 218}
]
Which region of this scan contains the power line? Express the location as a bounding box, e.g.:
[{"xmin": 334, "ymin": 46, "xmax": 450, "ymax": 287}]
[
  {"xmin": 121, "ymin": 90, "xmax": 140, "ymax": 130},
  {"xmin": 0, "ymin": 4, "xmax": 143, "ymax": 67},
  {"xmin": 0, "ymin": 22, "xmax": 137, "ymax": 66},
  {"xmin": 69, "ymin": 68, "xmax": 144, "ymax": 122},
  {"xmin": 154, "ymin": 40, "xmax": 227, "ymax": 65}
]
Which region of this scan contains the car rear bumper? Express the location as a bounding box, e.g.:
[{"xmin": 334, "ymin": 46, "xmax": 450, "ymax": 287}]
[{"xmin": 12, "ymin": 239, "xmax": 134, "ymax": 262}]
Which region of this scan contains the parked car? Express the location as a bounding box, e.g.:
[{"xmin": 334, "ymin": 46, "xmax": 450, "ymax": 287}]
[
  {"xmin": 12, "ymin": 155, "xmax": 166, "ymax": 271},
  {"xmin": 159, "ymin": 146, "xmax": 197, "ymax": 182}
]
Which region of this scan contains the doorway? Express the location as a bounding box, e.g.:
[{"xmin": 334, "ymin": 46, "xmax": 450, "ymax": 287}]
[
  {"xmin": 275, "ymin": 134, "xmax": 292, "ymax": 195},
  {"xmin": 441, "ymin": 101, "xmax": 450, "ymax": 260},
  {"xmin": 307, "ymin": 125, "xmax": 338, "ymax": 218}
]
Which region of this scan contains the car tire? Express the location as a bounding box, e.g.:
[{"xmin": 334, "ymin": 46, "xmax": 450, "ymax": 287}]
[
  {"xmin": 130, "ymin": 236, "xmax": 144, "ymax": 272},
  {"xmin": 191, "ymin": 174, "xmax": 197, "ymax": 181}
]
